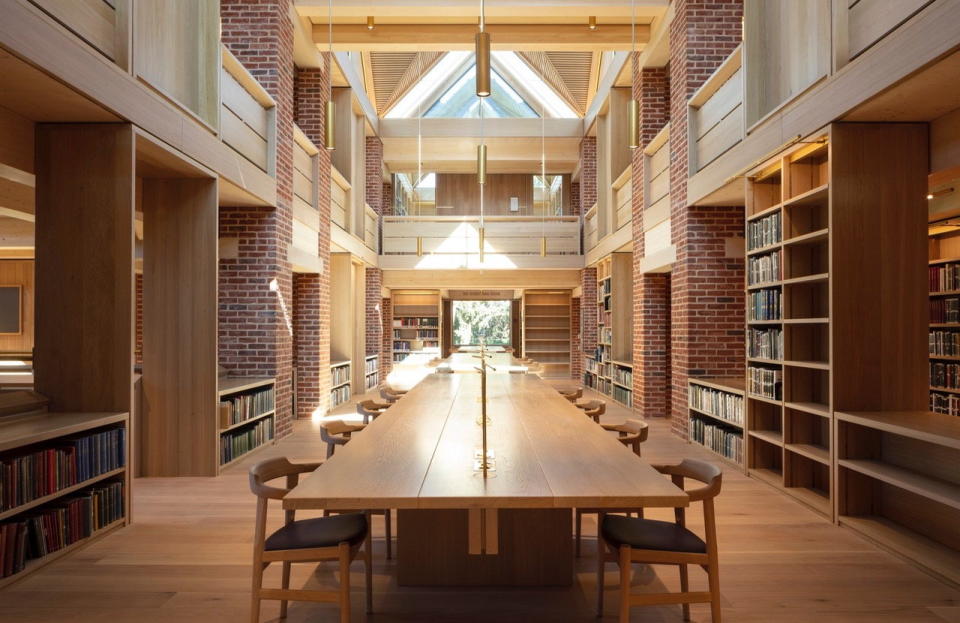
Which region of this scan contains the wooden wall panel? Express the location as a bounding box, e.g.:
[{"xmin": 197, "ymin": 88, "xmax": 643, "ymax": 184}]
[
  {"xmin": 141, "ymin": 177, "xmax": 218, "ymax": 476},
  {"xmin": 435, "ymin": 174, "xmax": 533, "ymax": 215},
  {"xmin": 134, "ymin": 0, "xmax": 219, "ymax": 128},
  {"xmin": 847, "ymin": 0, "xmax": 932, "ymax": 59},
  {"xmin": 831, "ymin": 123, "xmax": 928, "ymax": 412},
  {"xmin": 0, "ymin": 260, "xmax": 34, "ymax": 355},
  {"xmin": 30, "ymin": 0, "xmax": 118, "ymax": 60},
  {"xmin": 35, "ymin": 123, "xmax": 134, "ymax": 413},
  {"xmin": 931, "ymin": 107, "xmax": 960, "ymax": 174}
]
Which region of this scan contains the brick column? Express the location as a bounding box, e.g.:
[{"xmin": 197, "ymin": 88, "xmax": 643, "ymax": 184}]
[
  {"xmin": 382, "ymin": 181, "xmax": 393, "ymax": 216},
  {"xmin": 631, "ymin": 65, "xmax": 672, "ymax": 419},
  {"xmin": 570, "ymin": 181, "xmax": 581, "ymax": 216},
  {"xmin": 293, "ymin": 60, "xmax": 334, "ymax": 417},
  {"xmin": 365, "ymin": 137, "xmax": 383, "ymax": 211},
  {"xmin": 292, "ymin": 274, "xmax": 321, "ymax": 418},
  {"xmin": 579, "ymin": 137, "xmax": 597, "ymax": 211},
  {"xmin": 580, "ymin": 267, "xmax": 598, "ymax": 374},
  {"xmin": 365, "ymin": 267, "xmax": 383, "ymax": 357},
  {"xmin": 220, "ymin": 0, "xmax": 296, "ymax": 436},
  {"xmin": 668, "ymin": 0, "xmax": 745, "ymax": 439},
  {"xmin": 571, "ymin": 296, "xmax": 582, "ymax": 380}
]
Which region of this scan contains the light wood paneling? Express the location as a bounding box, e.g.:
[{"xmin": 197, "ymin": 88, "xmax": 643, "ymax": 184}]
[
  {"xmin": 744, "ymin": 0, "xmax": 830, "ymax": 126},
  {"xmin": 847, "ymin": 0, "xmax": 932, "ymax": 59},
  {"xmin": 135, "ymin": 0, "xmax": 220, "ymax": 128},
  {"xmin": 34, "ymin": 123, "xmax": 133, "ymax": 413},
  {"xmin": 30, "ymin": 0, "xmax": 118, "ymax": 60},
  {"xmin": 0, "ymin": 260, "xmax": 33, "ymax": 354},
  {"xmin": 435, "ymin": 174, "xmax": 533, "ymax": 216},
  {"xmin": 141, "ymin": 178, "xmax": 218, "ymax": 477}
]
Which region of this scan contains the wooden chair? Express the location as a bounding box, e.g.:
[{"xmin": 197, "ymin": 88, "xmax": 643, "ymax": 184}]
[
  {"xmin": 559, "ymin": 387, "xmax": 583, "ymax": 402},
  {"xmin": 356, "ymin": 399, "xmax": 390, "ymax": 424},
  {"xmin": 575, "ymin": 419, "xmax": 649, "ymax": 557},
  {"xmin": 601, "ymin": 419, "xmax": 649, "ymax": 455},
  {"xmin": 320, "ymin": 420, "xmax": 394, "ymax": 559},
  {"xmin": 378, "ymin": 384, "xmax": 404, "ymax": 403},
  {"xmin": 320, "ymin": 420, "xmax": 365, "ymax": 459},
  {"xmin": 576, "ymin": 399, "xmax": 606, "ymax": 423},
  {"xmin": 596, "ymin": 459, "xmax": 723, "ymax": 623},
  {"xmin": 248, "ymin": 457, "xmax": 371, "ymax": 623}
]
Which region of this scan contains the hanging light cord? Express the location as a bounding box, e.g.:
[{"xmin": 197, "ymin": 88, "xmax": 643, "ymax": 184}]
[{"xmin": 480, "ymin": 0, "xmax": 485, "ymax": 32}]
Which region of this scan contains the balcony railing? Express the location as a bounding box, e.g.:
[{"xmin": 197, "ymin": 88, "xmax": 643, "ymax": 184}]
[
  {"xmin": 221, "ymin": 46, "xmax": 276, "ymax": 174},
  {"xmin": 688, "ymin": 45, "xmax": 743, "ymax": 174}
]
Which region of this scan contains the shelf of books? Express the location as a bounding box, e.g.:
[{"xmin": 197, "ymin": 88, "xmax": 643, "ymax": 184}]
[
  {"xmin": 392, "ymin": 290, "xmax": 441, "ymax": 363},
  {"xmin": 688, "ymin": 378, "xmax": 745, "ymax": 469},
  {"xmin": 364, "ymin": 355, "xmax": 380, "ymax": 391},
  {"xmin": 218, "ymin": 377, "xmax": 276, "ymax": 470},
  {"xmin": 928, "ymin": 251, "xmax": 960, "ymax": 416},
  {"xmin": 0, "ymin": 409, "xmax": 129, "ymax": 588},
  {"xmin": 582, "ymin": 254, "xmax": 633, "ymax": 402},
  {"xmin": 523, "ymin": 289, "xmax": 572, "ymax": 378},
  {"xmin": 330, "ymin": 361, "xmax": 351, "ymax": 408},
  {"xmin": 744, "ymin": 136, "xmax": 832, "ymax": 518}
]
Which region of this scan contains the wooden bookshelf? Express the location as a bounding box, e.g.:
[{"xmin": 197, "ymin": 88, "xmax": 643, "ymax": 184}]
[
  {"xmin": 330, "ymin": 360, "xmax": 351, "ymax": 408},
  {"xmin": 928, "ymin": 226, "xmax": 960, "ymax": 415},
  {"xmin": 522, "ymin": 289, "xmax": 571, "ymax": 378},
  {"xmin": 0, "ymin": 408, "xmax": 130, "ymax": 588},
  {"xmin": 836, "ymin": 410, "xmax": 960, "ymax": 586},
  {"xmin": 217, "ymin": 377, "xmax": 276, "ymax": 472},
  {"xmin": 745, "ymin": 134, "xmax": 831, "ymax": 518},
  {"xmin": 364, "ymin": 354, "xmax": 380, "ymax": 391},
  {"xmin": 687, "ymin": 377, "xmax": 745, "ymax": 469},
  {"xmin": 583, "ymin": 254, "xmax": 633, "ymax": 405},
  {"xmin": 392, "ymin": 290, "xmax": 441, "ymax": 364}
]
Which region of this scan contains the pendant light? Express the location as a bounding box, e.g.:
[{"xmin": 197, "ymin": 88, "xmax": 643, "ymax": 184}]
[
  {"xmin": 628, "ymin": 0, "xmax": 640, "ymax": 150},
  {"xmin": 476, "ymin": 0, "xmax": 491, "ymax": 97},
  {"xmin": 478, "ymin": 102, "xmax": 486, "ymax": 262},
  {"xmin": 324, "ymin": 0, "xmax": 335, "ymax": 150},
  {"xmin": 366, "ymin": 15, "xmax": 375, "ymax": 30}
]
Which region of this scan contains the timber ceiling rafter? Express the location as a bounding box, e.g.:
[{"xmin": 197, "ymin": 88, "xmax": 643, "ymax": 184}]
[
  {"xmin": 518, "ymin": 51, "xmax": 595, "ymax": 116},
  {"xmin": 369, "ymin": 51, "xmax": 445, "ymax": 115}
]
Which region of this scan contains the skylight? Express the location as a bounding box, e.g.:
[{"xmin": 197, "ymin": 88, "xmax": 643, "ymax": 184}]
[{"xmin": 385, "ymin": 51, "xmax": 579, "ymax": 119}]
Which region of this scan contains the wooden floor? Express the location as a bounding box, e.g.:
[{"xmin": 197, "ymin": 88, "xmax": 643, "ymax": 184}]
[{"xmin": 0, "ymin": 384, "xmax": 958, "ymax": 622}]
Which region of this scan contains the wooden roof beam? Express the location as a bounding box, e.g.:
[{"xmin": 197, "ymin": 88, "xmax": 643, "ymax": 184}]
[{"xmin": 313, "ymin": 23, "xmax": 648, "ymax": 52}]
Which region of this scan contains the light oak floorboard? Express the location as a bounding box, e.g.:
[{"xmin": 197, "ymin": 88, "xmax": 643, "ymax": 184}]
[{"xmin": 0, "ymin": 386, "xmax": 956, "ymax": 621}]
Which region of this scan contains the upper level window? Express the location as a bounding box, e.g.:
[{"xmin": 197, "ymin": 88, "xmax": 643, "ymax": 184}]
[{"xmin": 425, "ymin": 64, "xmax": 538, "ymax": 118}]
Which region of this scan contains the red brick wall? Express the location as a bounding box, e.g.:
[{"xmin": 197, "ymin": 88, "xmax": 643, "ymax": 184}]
[
  {"xmin": 579, "ymin": 137, "xmax": 597, "ymax": 212},
  {"xmin": 365, "ymin": 137, "xmax": 383, "ymax": 214},
  {"xmin": 571, "ymin": 296, "xmax": 581, "ymax": 380},
  {"xmin": 669, "ymin": 0, "xmax": 745, "ymax": 439},
  {"xmin": 292, "ymin": 273, "xmax": 321, "ymax": 419},
  {"xmin": 631, "ymin": 65, "xmax": 671, "ymax": 420},
  {"xmin": 365, "ymin": 267, "xmax": 383, "ymax": 370},
  {"xmin": 294, "ymin": 60, "xmax": 333, "ymax": 417},
  {"xmin": 580, "ymin": 267, "xmax": 598, "ymax": 373},
  {"xmin": 135, "ymin": 273, "xmax": 142, "ymax": 366},
  {"xmin": 570, "ymin": 181, "xmax": 581, "ymax": 216}
]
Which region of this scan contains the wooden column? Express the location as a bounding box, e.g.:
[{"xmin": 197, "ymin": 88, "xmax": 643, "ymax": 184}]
[
  {"xmin": 141, "ymin": 178, "xmax": 219, "ymax": 476},
  {"xmin": 34, "ymin": 124, "xmax": 134, "ymax": 414}
]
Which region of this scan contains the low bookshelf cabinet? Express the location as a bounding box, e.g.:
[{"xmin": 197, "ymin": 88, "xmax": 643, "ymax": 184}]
[
  {"xmin": 218, "ymin": 377, "xmax": 276, "ymax": 471},
  {"xmin": 0, "ymin": 409, "xmax": 130, "ymax": 588},
  {"xmin": 330, "ymin": 361, "xmax": 351, "ymax": 408},
  {"xmin": 687, "ymin": 378, "xmax": 745, "ymax": 469}
]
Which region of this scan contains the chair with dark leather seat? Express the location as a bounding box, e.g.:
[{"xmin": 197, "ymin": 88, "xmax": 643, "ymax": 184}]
[
  {"xmin": 248, "ymin": 457, "xmax": 372, "ymax": 623},
  {"xmin": 596, "ymin": 459, "xmax": 723, "ymax": 623},
  {"xmin": 575, "ymin": 418, "xmax": 649, "ymax": 557}
]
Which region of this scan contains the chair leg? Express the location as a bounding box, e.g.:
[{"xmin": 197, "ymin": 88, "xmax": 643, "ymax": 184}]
[
  {"xmin": 618, "ymin": 546, "xmax": 631, "ymax": 623},
  {"xmin": 679, "ymin": 563, "xmax": 690, "ymax": 621},
  {"xmin": 595, "ymin": 537, "xmax": 605, "ymax": 617},
  {"xmin": 339, "ymin": 543, "xmax": 351, "ymax": 623},
  {"xmin": 250, "ymin": 561, "xmax": 266, "ymax": 623},
  {"xmin": 385, "ymin": 509, "xmax": 393, "ymax": 560},
  {"xmin": 708, "ymin": 560, "xmax": 722, "ymax": 623},
  {"xmin": 575, "ymin": 510, "xmax": 583, "ymax": 558},
  {"xmin": 279, "ymin": 561, "xmax": 291, "ymax": 618},
  {"xmin": 326, "ymin": 442, "xmax": 334, "ymax": 459},
  {"xmin": 364, "ymin": 522, "xmax": 373, "ymax": 614}
]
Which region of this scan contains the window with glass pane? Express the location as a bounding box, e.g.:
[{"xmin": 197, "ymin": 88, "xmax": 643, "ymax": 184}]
[
  {"xmin": 452, "ymin": 300, "xmax": 511, "ymax": 346},
  {"xmin": 393, "ymin": 172, "xmax": 436, "ymax": 216},
  {"xmin": 425, "ymin": 64, "xmax": 539, "ymax": 119}
]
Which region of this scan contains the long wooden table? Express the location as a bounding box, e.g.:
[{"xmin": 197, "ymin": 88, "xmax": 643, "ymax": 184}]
[{"xmin": 285, "ymin": 371, "xmax": 688, "ymax": 586}]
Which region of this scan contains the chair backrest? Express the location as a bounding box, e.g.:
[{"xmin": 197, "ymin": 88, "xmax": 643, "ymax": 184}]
[
  {"xmin": 579, "ymin": 399, "xmax": 605, "ymax": 414},
  {"xmin": 248, "ymin": 457, "xmax": 322, "ymax": 549},
  {"xmin": 320, "ymin": 419, "xmax": 359, "ymax": 442},
  {"xmin": 357, "ymin": 400, "xmax": 384, "ymax": 415},
  {"xmin": 653, "ymin": 459, "xmax": 723, "ymax": 542},
  {"xmin": 620, "ymin": 418, "xmax": 648, "ymax": 442}
]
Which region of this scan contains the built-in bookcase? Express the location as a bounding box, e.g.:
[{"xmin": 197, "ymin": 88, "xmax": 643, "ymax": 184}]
[
  {"xmin": 584, "ymin": 254, "xmax": 633, "ymax": 406},
  {"xmin": 392, "ymin": 290, "xmax": 441, "ymax": 363},
  {"xmin": 523, "ymin": 290, "xmax": 572, "ymax": 378},
  {"xmin": 0, "ymin": 408, "xmax": 130, "ymax": 588},
  {"xmin": 745, "ymin": 136, "xmax": 832, "ymax": 517},
  {"xmin": 330, "ymin": 361, "xmax": 351, "ymax": 408},
  {"xmin": 218, "ymin": 377, "xmax": 276, "ymax": 470},
  {"xmin": 688, "ymin": 378, "xmax": 745, "ymax": 468},
  {"xmin": 927, "ymin": 231, "xmax": 960, "ymax": 415},
  {"xmin": 364, "ymin": 354, "xmax": 379, "ymax": 391}
]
